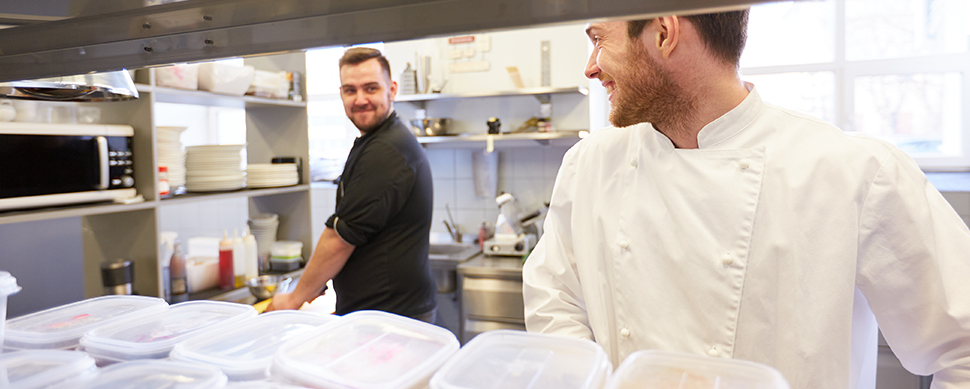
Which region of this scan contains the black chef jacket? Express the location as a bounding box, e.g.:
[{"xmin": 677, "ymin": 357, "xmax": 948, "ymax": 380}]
[{"xmin": 325, "ymin": 111, "xmax": 436, "ymax": 317}]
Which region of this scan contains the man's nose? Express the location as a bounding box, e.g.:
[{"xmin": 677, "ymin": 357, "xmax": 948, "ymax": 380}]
[
  {"xmin": 353, "ymin": 92, "xmax": 369, "ymax": 106},
  {"xmin": 584, "ymin": 51, "xmax": 600, "ymax": 79}
]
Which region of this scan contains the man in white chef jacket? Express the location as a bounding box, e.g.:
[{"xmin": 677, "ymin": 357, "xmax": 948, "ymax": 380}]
[{"xmin": 522, "ymin": 9, "xmax": 970, "ymax": 389}]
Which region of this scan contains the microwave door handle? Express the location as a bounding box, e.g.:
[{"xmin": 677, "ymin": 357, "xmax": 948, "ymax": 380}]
[{"xmin": 97, "ymin": 136, "xmax": 109, "ymax": 189}]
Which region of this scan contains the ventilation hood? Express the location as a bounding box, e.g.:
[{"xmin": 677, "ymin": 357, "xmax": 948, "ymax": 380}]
[
  {"xmin": 0, "ymin": 0, "xmax": 775, "ymax": 84},
  {"xmin": 0, "ymin": 70, "xmax": 138, "ymax": 102}
]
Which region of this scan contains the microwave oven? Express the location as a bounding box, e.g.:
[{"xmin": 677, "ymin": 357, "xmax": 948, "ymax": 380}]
[{"xmin": 0, "ymin": 122, "xmax": 137, "ymax": 211}]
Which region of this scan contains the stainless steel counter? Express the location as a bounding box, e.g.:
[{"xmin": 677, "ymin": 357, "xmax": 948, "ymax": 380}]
[{"xmin": 457, "ymin": 254, "xmax": 526, "ymax": 343}]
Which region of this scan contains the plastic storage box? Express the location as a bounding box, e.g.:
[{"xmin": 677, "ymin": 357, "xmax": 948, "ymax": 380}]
[
  {"xmin": 605, "ymin": 350, "xmax": 791, "ymax": 389},
  {"xmin": 271, "ymin": 310, "xmax": 459, "ymax": 389},
  {"xmin": 0, "ymin": 350, "xmax": 97, "ymax": 389},
  {"xmin": 171, "ymin": 310, "xmax": 338, "ymax": 381},
  {"xmin": 79, "ymin": 300, "xmax": 257, "ymax": 365},
  {"xmin": 76, "ymin": 360, "xmax": 228, "ymax": 389},
  {"xmin": 429, "ymin": 330, "xmax": 612, "ymax": 389},
  {"xmin": 198, "ymin": 62, "xmax": 256, "ymax": 96},
  {"xmin": 0, "ymin": 271, "xmax": 21, "ymax": 349},
  {"xmin": 4, "ymin": 295, "xmax": 168, "ymax": 351}
]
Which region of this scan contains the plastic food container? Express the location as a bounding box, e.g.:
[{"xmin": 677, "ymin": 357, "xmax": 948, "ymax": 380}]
[
  {"xmin": 198, "ymin": 62, "xmax": 256, "ymax": 96},
  {"xmin": 605, "ymin": 350, "xmax": 791, "ymax": 389},
  {"xmin": 171, "ymin": 310, "xmax": 339, "ymax": 381},
  {"xmin": 4, "ymin": 295, "xmax": 168, "ymax": 351},
  {"xmin": 155, "ymin": 63, "xmax": 199, "ymax": 90},
  {"xmin": 271, "ymin": 241, "xmax": 303, "ymax": 258},
  {"xmin": 223, "ymin": 382, "xmax": 312, "ymax": 389},
  {"xmin": 429, "ymin": 330, "xmax": 612, "ymax": 389},
  {"xmin": 79, "ymin": 300, "xmax": 257, "ymax": 365},
  {"xmin": 0, "ymin": 271, "xmax": 21, "ymax": 349},
  {"xmin": 0, "ymin": 350, "xmax": 97, "ymax": 389},
  {"xmin": 76, "ymin": 360, "xmax": 228, "ymax": 389},
  {"xmin": 271, "ymin": 310, "xmax": 459, "ymax": 389}
]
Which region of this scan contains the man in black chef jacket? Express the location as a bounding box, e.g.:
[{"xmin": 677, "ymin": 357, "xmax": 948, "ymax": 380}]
[{"xmin": 267, "ymin": 48, "xmax": 437, "ymax": 323}]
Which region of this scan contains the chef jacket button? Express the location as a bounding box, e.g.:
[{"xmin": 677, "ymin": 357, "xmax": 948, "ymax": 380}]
[
  {"xmin": 708, "ymin": 347, "xmax": 719, "ymax": 357},
  {"xmin": 620, "ymin": 328, "xmax": 631, "ymax": 337},
  {"xmin": 721, "ymin": 253, "xmax": 733, "ymax": 266},
  {"xmin": 739, "ymin": 159, "xmax": 750, "ymax": 170},
  {"xmin": 630, "ymin": 158, "xmax": 638, "ymax": 168},
  {"xmin": 618, "ymin": 239, "xmax": 629, "ymax": 249}
]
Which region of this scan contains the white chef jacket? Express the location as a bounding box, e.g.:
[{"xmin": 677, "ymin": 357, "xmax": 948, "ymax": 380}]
[{"xmin": 523, "ymin": 84, "xmax": 970, "ymax": 389}]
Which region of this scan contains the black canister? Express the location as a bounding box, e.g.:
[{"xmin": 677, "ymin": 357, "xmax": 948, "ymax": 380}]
[{"xmin": 101, "ymin": 261, "xmax": 134, "ymax": 295}]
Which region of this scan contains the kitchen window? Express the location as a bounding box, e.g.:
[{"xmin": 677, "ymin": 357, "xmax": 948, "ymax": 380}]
[
  {"xmin": 305, "ymin": 43, "xmax": 384, "ymax": 182},
  {"xmin": 741, "ymin": 0, "xmax": 970, "ymax": 170}
]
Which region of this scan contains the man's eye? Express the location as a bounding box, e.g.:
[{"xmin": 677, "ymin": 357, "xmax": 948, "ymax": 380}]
[{"xmin": 366, "ymin": 87, "xmax": 378, "ymax": 93}]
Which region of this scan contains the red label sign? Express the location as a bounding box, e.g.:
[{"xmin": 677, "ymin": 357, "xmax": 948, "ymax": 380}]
[{"xmin": 448, "ymin": 36, "xmax": 475, "ymax": 44}]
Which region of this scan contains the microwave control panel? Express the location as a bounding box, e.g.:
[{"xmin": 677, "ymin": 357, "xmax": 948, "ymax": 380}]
[{"xmin": 106, "ymin": 136, "xmax": 134, "ymax": 189}]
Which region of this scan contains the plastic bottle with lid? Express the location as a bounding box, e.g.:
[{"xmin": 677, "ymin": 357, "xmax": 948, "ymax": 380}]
[
  {"xmin": 158, "ymin": 166, "xmax": 171, "ymax": 198},
  {"xmin": 169, "ymin": 241, "xmax": 188, "ymax": 303},
  {"xmin": 218, "ymin": 231, "xmax": 234, "ymax": 290},
  {"xmin": 243, "ymin": 226, "xmax": 258, "ymax": 281},
  {"xmin": 232, "ymin": 229, "xmax": 245, "ymax": 288}
]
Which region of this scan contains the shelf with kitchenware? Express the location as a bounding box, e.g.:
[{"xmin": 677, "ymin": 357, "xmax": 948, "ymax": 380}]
[
  {"xmin": 0, "ymin": 201, "xmax": 157, "ymax": 226},
  {"xmin": 135, "ymin": 84, "xmax": 307, "ymax": 109},
  {"xmin": 397, "ymin": 86, "xmax": 588, "ymax": 106},
  {"xmin": 158, "ymin": 184, "xmax": 311, "ymax": 206},
  {"xmin": 417, "ymin": 130, "xmax": 587, "ymax": 148}
]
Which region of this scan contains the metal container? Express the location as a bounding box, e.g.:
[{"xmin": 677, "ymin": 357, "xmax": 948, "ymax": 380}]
[
  {"xmin": 410, "ymin": 118, "xmax": 452, "ymax": 137},
  {"xmin": 246, "ymin": 275, "xmax": 292, "ymax": 300}
]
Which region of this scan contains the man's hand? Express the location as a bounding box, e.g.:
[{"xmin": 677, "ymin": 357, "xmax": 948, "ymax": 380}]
[{"xmin": 264, "ymin": 292, "xmax": 303, "ymax": 312}]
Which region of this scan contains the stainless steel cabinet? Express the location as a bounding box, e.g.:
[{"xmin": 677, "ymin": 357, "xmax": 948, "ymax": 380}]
[{"xmin": 457, "ymin": 255, "xmax": 526, "ymax": 343}]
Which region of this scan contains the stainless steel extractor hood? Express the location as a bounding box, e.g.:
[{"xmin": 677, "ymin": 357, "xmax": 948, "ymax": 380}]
[
  {"xmin": 0, "ymin": 70, "xmax": 139, "ymax": 102},
  {"xmin": 0, "ymin": 0, "xmax": 777, "ymax": 83}
]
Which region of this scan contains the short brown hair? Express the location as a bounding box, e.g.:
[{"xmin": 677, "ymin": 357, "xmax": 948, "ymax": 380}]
[
  {"xmin": 339, "ymin": 47, "xmax": 392, "ymax": 81},
  {"xmin": 627, "ymin": 10, "xmax": 749, "ymax": 67}
]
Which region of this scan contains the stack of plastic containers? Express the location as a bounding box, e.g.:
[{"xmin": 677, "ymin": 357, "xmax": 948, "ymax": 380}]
[
  {"xmin": 171, "ymin": 310, "xmax": 338, "ymax": 381},
  {"xmin": 0, "ymin": 271, "xmax": 21, "ymax": 348},
  {"xmin": 4, "ymin": 295, "xmax": 168, "ymax": 352},
  {"xmin": 271, "ymin": 310, "xmax": 459, "ymax": 389},
  {"xmin": 0, "ymin": 350, "xmax": 97, "ymax": 388},
  {"xmin": 76, "ymin": 360, "xmax": 228, "ymax": 389},
  {"xmin": 79, "ymin": 300, "xmax": 257, "ymax": 365},
  {"xmin": 429, "ymin": 330, "xmax": 612, "ymax": 389},
  {"xmin": 605, "ymin": 350, "xmax": 791, "ymax": 389}
]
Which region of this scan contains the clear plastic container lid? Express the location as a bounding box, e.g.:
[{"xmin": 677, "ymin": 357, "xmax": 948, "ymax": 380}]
[
  {"xmin": 0, "ymin": 350, "xmax": 97, "ymax": 389},
  {"xmin": 271, "ymin": 310, "xmax": 459, "ymax": 389},
  {"xmin": 0, "ymin": 271, "xmax": 21, "ymax": 296},
  {"xmin": 171, "ymin": 310, "xmax": 338, "ymax": 381},
  {"xmin": 270, "ymin": 241, "xmax": 303, "ymax": 257},
  {"xmin": 76, "ymin": 360, "xmax": 228, "ymax": 389},
  {"xmin": 79, "ymin": 300, "xmax": 257, "ymax": 363},
  {"xmin": 4, "ymin": 295, "xmax": 168, "ymax": 350},
  {"xmin": 223, "ymin": 381, "xmax": 316, "ymax": 389},
  {"xmin": 605, "ymin": 350, "xmax": 791, "ymax": 389},
  {"xmin": 429, "ymin": 330, "xmax": 612, "ymax": 389}
]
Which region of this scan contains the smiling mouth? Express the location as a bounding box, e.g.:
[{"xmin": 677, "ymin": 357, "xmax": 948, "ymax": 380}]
[{"xmin": 603, "ymin": 81, "xmax": 616, "ymax": 101}]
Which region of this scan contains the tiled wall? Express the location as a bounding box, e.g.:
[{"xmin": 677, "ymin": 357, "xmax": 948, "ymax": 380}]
[
  {"xmin": 309, "ymin": 145, "xmax": 572, "ymax": 247},
  {"xmin": 157, "ymin": 197, "xmax": 250, "ymax": 249}
]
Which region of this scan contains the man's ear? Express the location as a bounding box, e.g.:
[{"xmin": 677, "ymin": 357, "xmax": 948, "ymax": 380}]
[{"xmin": 654, "ymin": 16, "xmax": 681, "ymax": 60}]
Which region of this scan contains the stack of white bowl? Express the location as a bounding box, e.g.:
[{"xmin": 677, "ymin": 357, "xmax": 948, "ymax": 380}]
[
  {"xmin": 156, "ymin": 126, "xmax": 187, "ymax": 190},
  {"xmin": 247, "ymin": 163, "xmax": 299, "ymax": 188},
  {"xmin": 248, "ymin": 213, "xmax": 280, "ymax": 262},
  {"xmin": 185, "ymin": 145, "xmax": 246, "ymax": 192}
]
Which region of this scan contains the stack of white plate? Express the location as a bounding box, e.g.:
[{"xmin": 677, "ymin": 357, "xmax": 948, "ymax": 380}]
[
  {"xmin": 247, "ymin": 163, "xmax": 299, "ymax": 188},
  {"xmin": 157, "ymin": 126, "xmax": 187, "ymax": 189},
  {"xmin": 248, "ymin": 213, "xmax": 280, "ymax": 261},
  {"xmin": 185, "ymin": 144, "xmax": 246, "ymax": 192}
]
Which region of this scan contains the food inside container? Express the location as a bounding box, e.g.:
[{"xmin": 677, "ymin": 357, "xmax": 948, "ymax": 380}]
[
  {"xmin": 0, "ymin": 350, "xmax": 97, "ymax": 389},
  {"xmin": 186, "ymin": 256, "xmax": 220, "ymax": 293},
  {"xmin": 429, "ymin": 330, "xmax": 612, "ymax": 389},
  {"xmin": 271, "ymin": 310, "xmax": 459, "ymax": 389},
  {"xmin": 4, "ymin": 295, "xmax": 167, "ymax": 351},
  {"xmin": 605, "ymin": 350, "xmax": 791, "ymax": 389},
  {"xmin": 171, "ymin": 310, "xmax": 339, "ymax": 381},
  {"xmin": 75, "ymin": 360, "xmax": 228, "ymax": 389},
  {"xmin": 155, "ymin": 63, "xmax": 199, "ymax": 90},
  {"xmin": 78, "ymin": 300, "xmax": 257, "ymax": 366}
]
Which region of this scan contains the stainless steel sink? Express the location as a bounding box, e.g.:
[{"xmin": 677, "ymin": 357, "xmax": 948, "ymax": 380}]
[{"xmin": 429, "ymin": 243, "xmax": 481, "ymax": 293}]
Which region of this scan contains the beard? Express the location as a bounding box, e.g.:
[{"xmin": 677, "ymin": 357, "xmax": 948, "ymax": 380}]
[{"xmin": 608, "ymin": 41, "xmax": 695, "ymax": 130}]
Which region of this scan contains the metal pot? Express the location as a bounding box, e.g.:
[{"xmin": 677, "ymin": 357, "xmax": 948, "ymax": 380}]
[{"xmin": 410, "ymin": 118, "xmax": 452, "ymax": 137}]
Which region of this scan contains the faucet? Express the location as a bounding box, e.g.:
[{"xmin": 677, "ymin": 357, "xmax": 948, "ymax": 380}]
[{"xmin": 444, "ymin": 203, "xmax": 461, "ymax": 243}]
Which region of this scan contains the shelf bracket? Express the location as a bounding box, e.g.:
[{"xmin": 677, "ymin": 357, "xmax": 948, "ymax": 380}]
[{"xmin": 533, "ymin": 93, "xmax": 552, "ymax": 104}]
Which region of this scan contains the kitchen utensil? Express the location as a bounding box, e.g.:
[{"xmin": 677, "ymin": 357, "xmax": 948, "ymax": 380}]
[
  {"xmin": 245, "ymin": 275, "xmax": 292, "ymax": 300},
  {"xmin": 410, "ymin": 118, "xmax": 452, "ymax": 136}
]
